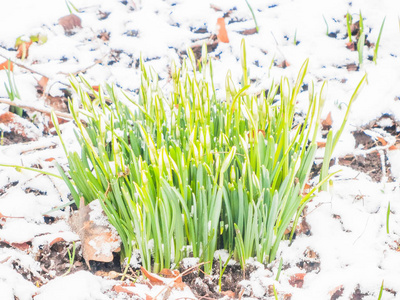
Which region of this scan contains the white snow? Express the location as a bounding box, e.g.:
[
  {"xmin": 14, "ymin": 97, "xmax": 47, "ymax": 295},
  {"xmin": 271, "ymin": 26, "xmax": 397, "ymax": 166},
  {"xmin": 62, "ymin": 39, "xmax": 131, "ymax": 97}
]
[{"xmin": 0, "ymin": 0, "xmax": 400, "ymax": 299}]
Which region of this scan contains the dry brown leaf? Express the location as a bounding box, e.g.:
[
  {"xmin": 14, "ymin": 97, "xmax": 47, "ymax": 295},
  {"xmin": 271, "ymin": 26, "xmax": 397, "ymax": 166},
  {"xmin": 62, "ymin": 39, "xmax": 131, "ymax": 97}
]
[
  {"xmin": 277, "ymin": 60, "xmax": 290, "ymax": 69},
  {"xmin": 329, "ymin": 285, "xmax": 344, "ymax": 299},
  {"xmin": 210, "ymin": 4, "xmax": 222, "ymax": 11},
  {"xmin": 44, "ymin": 95, "xmax": 69, "ymax": 113},
  {"xmin": 0, "ymin": 60, "xmax": 13, "ymax": 71},
  {"xmin": 346, "ymin": 41, "xmax": 357, "ymax": 51},
  {"xmin": 321, "ymin": 112, "xmax": 332, "ymax": 129},
  {"xmin": 376, "ymin": 136, "xmax": 387, "ymax": 146},
  {"xmin": 37, "ymin": 76, "xmax": 49, "ymax": 90},
  {"xmin": 221, "ymin": 290, "xmax": 236, "ymax": 298},
  {"xmin": 317, "ymin": 141, "xmax": 326, "ymax": 148},
  {"xmin": 289, "ymin": 273, "xmax": 306, "ymax": 288},
  {"xmin": 49, "ymin": 237, "xmax": 65, "ymax": 246},
  {"xmin": 112, "ymin": 282, "xmax": 136, "ymax": 295},
  {"xmin": 69, "ymin": 198, "xmax": 121, "ymax": 269},
  {"xmin": 16, "ymin": 41, "xmax": 33, "ymax": 59},
  {"xmin": 217, "ymin": 18, "xmax": 229, "ymax": 43},
  {"xmin": 140, "ymin": 267, "xmax": 165, "ymax": 285},
  {"xmin": 59, "ymin": 14, "xmax": 82, "ymax": 33},
  {"xmin": 0, "ymin": 240, "xmax": 31, "ymax": 251},
  {"xmin": 239, "ymin": 28, "xmax": 258, "ymax": 35},
  {"xmin": 346, "ymin": 63, "xmax": 359, "ymax": 72}
]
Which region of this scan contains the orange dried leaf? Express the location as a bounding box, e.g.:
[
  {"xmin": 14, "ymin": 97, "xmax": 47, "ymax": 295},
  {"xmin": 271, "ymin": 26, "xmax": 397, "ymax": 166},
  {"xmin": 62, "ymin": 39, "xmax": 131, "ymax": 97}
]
[
  {"xmin": 112, "ymin": 284, "xmax": 136, "ymax": 295},
  {"xmin": 321, "ymin": 112, "xmax": 333, "ymax": 128},
  {"xmin": 49, "ymin": 237, "xmax": 65, "ymax": 246},
  {"xmin": 92, "ymin": 85, "xmax": 99, "ymax": 92},
  {"xmin": 221, "ymin": 290, "xmax": 236, "ymax": 298},
  {"xmin": 329, "ymin": 285, "xmax": 344, "ymax": 299},
  {"xmin": 0, "ymin": 60, "xmax": 13, "ymax": 71},
  {"xmin": 140, "ymin": 267, "xmax": 165, "ymax": 285},
  {"xmin": 289, "ymin": 273, "xmax": 306, "ymax": 288},
  {"xmin": 16, "ymin": 41, "xmax": 33, "ymax": 60},
  {"xmin": 217, "ymin": 18, "xmax": 229, "ymax": 43},
  {"xmin": 37, "ymin": 76, "xmax": 49, "ymax": 89},
  {"xmin": 317, "ymin": 142, "xmax": 326, "ymax": 148},
  {"xmin": 377, "ymin": 136, "xmax": 387, "ymax": 146}
]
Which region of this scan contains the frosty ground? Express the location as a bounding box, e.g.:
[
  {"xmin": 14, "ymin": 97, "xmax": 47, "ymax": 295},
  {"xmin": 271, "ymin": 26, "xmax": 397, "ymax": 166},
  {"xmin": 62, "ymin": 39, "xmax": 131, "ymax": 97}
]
[{"xmin": 0, "ymin": 0, "xmax": 400, "ymax": 299}]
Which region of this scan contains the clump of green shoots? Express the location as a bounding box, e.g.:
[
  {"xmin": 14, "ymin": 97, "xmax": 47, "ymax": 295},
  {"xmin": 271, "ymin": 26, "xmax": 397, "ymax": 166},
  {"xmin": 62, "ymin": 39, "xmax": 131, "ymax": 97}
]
[
  {"xmin": 4, "ymin": 61, "xmax": 23, "ymax": 117},
  {"xmin": 54, "ymin": 39, "xmax": 365, "ymax": 274}
]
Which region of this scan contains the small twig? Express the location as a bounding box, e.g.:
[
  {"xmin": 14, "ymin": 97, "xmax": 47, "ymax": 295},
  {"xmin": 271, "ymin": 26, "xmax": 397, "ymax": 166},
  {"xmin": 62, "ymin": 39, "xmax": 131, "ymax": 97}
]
[
  {"xmin": 0, "ymin": 97, "xmax": 73, "ymax": 120},
  {"xmin": 0, "ymin": 54, "xmax": 49, "ymax": 78},
  {"xmin": 58, "ymin": 55, "xmax": 107, "ymax": 76},
  {"xmin": 0, "ymin": 256, "xmax": 11, "ymax": 263}
]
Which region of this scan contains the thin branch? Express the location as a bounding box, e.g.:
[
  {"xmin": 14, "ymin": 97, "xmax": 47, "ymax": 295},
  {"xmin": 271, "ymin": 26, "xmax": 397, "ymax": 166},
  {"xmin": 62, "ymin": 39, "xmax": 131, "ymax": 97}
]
[
  {"xmin": 0, "ymin": 53, "xmax": 48, "ymax": 77},
  {"xmin": 0, "ymin": 97, "xmax": 73, "ymax": 120}
]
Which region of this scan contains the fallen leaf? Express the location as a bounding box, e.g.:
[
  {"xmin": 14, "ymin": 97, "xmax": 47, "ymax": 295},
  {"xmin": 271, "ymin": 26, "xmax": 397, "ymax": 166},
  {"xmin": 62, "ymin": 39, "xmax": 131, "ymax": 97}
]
[
  {"xmin": 276, "ymin": 60, "xmax": 290, "ymax": 69},
  {"xmin": 59, "ymin": 14, "xmax": 82, "ymax": 33},
  {"xmin": 0, "ymin": 112, "xmax": 42, "ymax": 142},
  {"xmin": 221, "ymin": 290, "xmax": 235, "ymax": 298},
  {"xmin": 321, "ymin": 112, "xmax": 333, "ymax": 129},
  {"xmin": 145, "ymin": 295, "xmax": 154, "ymax": 300},
  {"xmin": 376, "ymin": 136, "xmax": 387, "ymax": 146},
  {"xmin": 329, "ymin": 285, "xmax": 344, "ymax": 300},
  {"xmin": 0, "ymin": 240, "xmax": 31, "ymax": 251},
  {"xmin": 44, "ymin": 157, "xmax": 55, "ymax": 162},
  {"xmin": 16, "ymin": 41, "xmax": 33, "ymax": 60},
  {"xmin": 239, "ymin": 28, "xmax": 258, "ymax": 35},
  {"xmin": 210, "ymin": 4, "xmax": 222, "ymax": 11},
  {"xmin": 140, "ymin": 267, "xmax": 165, "ymax": 285},
  {"xmin": 0, "ymin": 60, "xmax": 13, "ymax": 71},
  {"xmin": 346, "ymin": 41, "xmax": 357, "ymax": 51},
  {"xmin": 92, "ymin": 85, "xmax": 99, "ymax": 92},
  {"xmin": 68, "ymin": 198, "xmax": 121, "ymax": 269},
  {"xmin": 346, "ymin": 63, "xmax": 359, "ymax": 72},
  {"xmin": 289, "ymin": 273, "xmax": 306, "ymax": 288},
  {"xmin": 317, "ymin": 141, "xmax": 326, "ymax": 148},
  {"xmin": 37, "ymin": 76, "xmax": 49, "ymax": 91},
  {"xmin": 217, "ymin": 18, "xmax": 229, "ymax": 43},
  {"xmin": 112, "ymin": 282, "xmax": 136, "ymax": 295},
  {"xmin": 49, "ymin": 237, "xmax": 65, "ymax": 246},
  {"xmin": 44, "ymin": 95, "xmax": 69, "ymax": 113}
]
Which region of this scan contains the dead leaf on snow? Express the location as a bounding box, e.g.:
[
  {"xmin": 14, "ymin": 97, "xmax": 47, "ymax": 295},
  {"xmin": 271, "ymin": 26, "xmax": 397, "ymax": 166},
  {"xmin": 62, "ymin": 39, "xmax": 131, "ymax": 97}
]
[
  {"xmin": 217, "ymin": 18, "xmax": 229, "ymax": 43},
  {"xmin": 0, "ymin": 60, "xmax": 13, "ymax": 71},
  {"xmin": 329, "ymin": 285, "xmax": 344, "ymax": 300},
  {"xmin": 44, "ymin": 95, "xmax": 69, "ymax": 113},
  {"xmin": 276, "ymin": 60, "xmax": 290, "ymax": 69},
  {"xmin": 112, "ymin": 282, "xmax": 136, "ymax": 295},
  {"xmin": 141, "ymin": 267, "xmax": 165, "ymax": 285},
  {"xmin": 321, "ymin": 112, "xmax": 333, "ymax": 130},
  {"xmin": 68, "ymin": 198, "xmax": 121, "ymax": 269},
  {"xmin": 346, "ymin": 41, "xmax": 357, "ymax": 51},
  {"xmin": 289, "ymin": 273, "xmax": 306, "ymax": 288},
  {"xmin": 59, "ymin": 14, "xmax": 82, "ymax": 33},
  {"xmin": 16, "ymin": 41, "xmax": 33, "ymax": 60},
  {"xmin": 221, "ymin": 290, "xmax": 236, "ymax": 298},
  {"xmin": 239, "ymin": 28, "xmax": 258, "ymax": 35}
]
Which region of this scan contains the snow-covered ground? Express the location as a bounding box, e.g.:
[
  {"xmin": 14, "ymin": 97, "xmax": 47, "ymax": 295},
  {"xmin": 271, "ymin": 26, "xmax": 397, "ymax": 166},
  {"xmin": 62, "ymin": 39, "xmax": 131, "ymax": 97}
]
[{"xmin": 1, "ymin": 0, "xmax": 400, "ymax": 299}]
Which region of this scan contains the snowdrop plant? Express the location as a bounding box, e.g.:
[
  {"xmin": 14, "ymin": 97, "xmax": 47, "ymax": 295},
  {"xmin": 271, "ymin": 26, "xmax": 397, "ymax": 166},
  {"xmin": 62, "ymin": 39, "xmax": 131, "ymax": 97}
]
[{"xmin": 54, "ymin": 39, "xmax": 358, "ymax": 274}]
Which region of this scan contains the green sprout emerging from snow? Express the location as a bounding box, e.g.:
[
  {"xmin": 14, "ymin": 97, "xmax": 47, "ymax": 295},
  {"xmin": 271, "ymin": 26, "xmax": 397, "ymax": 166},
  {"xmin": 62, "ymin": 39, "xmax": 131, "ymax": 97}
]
[{"xmin": 53, "ymin": 39, "xmax": 365, "ymax": 273}]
